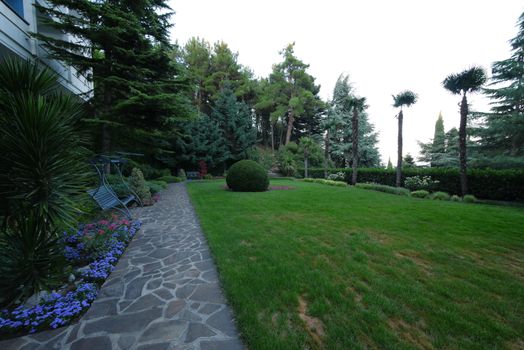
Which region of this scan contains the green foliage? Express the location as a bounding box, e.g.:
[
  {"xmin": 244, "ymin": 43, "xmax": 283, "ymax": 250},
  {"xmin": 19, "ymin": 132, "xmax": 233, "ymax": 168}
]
[
  {"xmin": 248, "ymin": 147, "xmax": 276, "ymax": 171},
  {"xmin": 276, "ymin": 143, "xmax": 300, "ymax": 176},
  {"xmin": 324, "ymin": 74, "xmax": 380, "ymax": 168},
  {"xmin": 226, "ymin": 160, "xmax": 269, "ymax": 192},
  {"xmin": 147, "ymin": 180, "xmax": 168, "ymax": 194},
  {"xmin": 0, "ymin": 58, "xmax": 88, "ymax": 228},
  {"xmin": 387, "ymin": 158, "xmax": 393, "ymax": 169},
  {"xmin": 392, "ymin": 90, "xmax": 418, "ymax": 108},
  {"xmin": 177, "ymin": 169, "xmax": 187, "ymax": 180},
  {"xmin": 35, "ymin": 0, "xmax": 194, "ymax": 163},
  {"xmin": 175, "ymin": 113, "xmax": 227, "ymax": 171},
  {"xmin": 442, "ymin": 67, "xmax": 488, "ymax": 95},
  {"xmin": 211, "ymin": 82, "xmax": 256, "ymax": 165},
  {"xmin": 203, "ymin": 174, "xmax": 213, "ymax": 180},
  {"xmin": 411, "ymin": 190, "xmax": 430, "ymax": 199},
  {"xmin": 404, "ymin": 176, "xmax": 439, "ymax": 191},
  {"xmin": 129, "ymin": 168, "xmax": 151, "ymax": 203},
  {"xmin": 327, "ymin": 172, "xmax": 345, "ymax": 181},
  {"xmin": 463, "ymin": 195, "xmax": 478, "ymax": 203},
  {"xmin": 475, "ymin": 13, "xmax": 524, "ymax": 159},
  {"xmin": 431, "ymin": 191, "xmax": 451, "ymax": 201},
  {"xmin": 266, "ymin": 43, "xmax": 325, "ymax": 145},
  {"xmin": 302, "ymin": 167, "xmax": 524, "ymax": 201},
  {"xmin": 0, "ymin": 213, "xmax": 65, "ymax": 305},
  {"xmin": 355, "ymin": 183, "xmax": 411, "ymax": 196},
  {"xmin": 403, "ymin": 154, "xmax": 416, "ymax": 167},
  {"xmin": 303, "ymin": 178, "xmax": 347, "ymax": 187},
  {"xmin": 451, "ymin": 195, "xmax": 461, "ymax": 202},
  {"xmin": 157, "ymin": 175, "xmax": 183, "ymax": 183}
]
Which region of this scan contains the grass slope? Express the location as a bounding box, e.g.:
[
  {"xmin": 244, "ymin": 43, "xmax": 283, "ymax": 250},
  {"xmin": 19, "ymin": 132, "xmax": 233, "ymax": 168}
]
[{"xmin": 187, "ymin": 179, "xmax": 524, "ymax": 350}]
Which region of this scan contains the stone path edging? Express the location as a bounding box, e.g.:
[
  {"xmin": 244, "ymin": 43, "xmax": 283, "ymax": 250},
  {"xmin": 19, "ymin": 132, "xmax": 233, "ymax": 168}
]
[{"xmin": 0, "ymin": 183, "xmax": 244, "ymax": 350}]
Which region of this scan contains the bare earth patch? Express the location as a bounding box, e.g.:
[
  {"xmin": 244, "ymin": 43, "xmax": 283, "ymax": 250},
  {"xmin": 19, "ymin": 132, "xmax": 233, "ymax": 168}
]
[
  {"xmin": 395, "ymin": 250, "xmax": 432, "ymax": 276},
  {"xmin": 298, "ymin": 296, "xmax": 325, "ymax": 348},
  {"xmin": 387, "ymin": 318, "xmax": 434, "ymax": 350}
]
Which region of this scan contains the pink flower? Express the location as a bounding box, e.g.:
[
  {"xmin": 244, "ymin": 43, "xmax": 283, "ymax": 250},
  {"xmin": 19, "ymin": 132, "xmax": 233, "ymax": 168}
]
[{"xmin": 98, "ymin": 229, "xmax": 105, "ymax": 235}]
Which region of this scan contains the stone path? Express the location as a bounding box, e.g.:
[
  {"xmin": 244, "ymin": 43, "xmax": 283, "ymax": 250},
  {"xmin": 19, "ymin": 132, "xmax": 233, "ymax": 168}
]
[{"xmin": 1, "ymin": 183, "xmax": 244, "ymax": 350}]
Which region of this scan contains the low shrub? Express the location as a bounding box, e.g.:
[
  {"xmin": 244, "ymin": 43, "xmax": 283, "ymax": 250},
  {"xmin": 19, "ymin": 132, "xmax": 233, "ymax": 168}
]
[
  {"xmin": 203, "ymin": 174, "xmax": 213, "ymax": 180},
  {"xmin": 327, "ymin": 172, "xmax": 345, "ymax": 181},
  {"xmin": 303, "ymin": 178, "xmax": 347, "ymax": 187},
  {"xmin": 463, "ymin": 195, "xmax": 478, "ymax": 203},
  {"xmin": 451, "ymin": 195, "xmax": 461, "ymax": 202},
  {"xmin": 356, "ymin": 183, "xmax": 411, "ymax": 196},
  {"xmin": 299, "ymin": 167, "xmax": 524, "ymax": 201},
  {"xmin": 432, "ymin": 191, "xmax": 451, "ymax": 201},
  {"xmin": 177, "ymin": 169, "xmax": 187, "ymax": 180},
  {"xmin": 411, "ymin": 190, "xmax": 430, "ymax": 198},
  {"xmin": 147, "ymin": 180, "xmax": 168, "ymax": 194},
  {"xmin": 226, "ymin": 160, "xmax": 269, "ymax": 192},
  {"xmin": 129, "ymin": 168, "xmax": 151, "ymax": 203},
  {"xmin": 157, "ymin": 175, "xmax": 183, "ymax": 183},
  {"xmin": 404, "ymin": 176, "xmax": 439, "ymax": 191}
]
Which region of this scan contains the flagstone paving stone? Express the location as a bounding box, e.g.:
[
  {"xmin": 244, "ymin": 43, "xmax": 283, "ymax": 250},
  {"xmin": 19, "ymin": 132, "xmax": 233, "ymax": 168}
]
[{"xmin": 0, "ymin": 183, "xmax": 244, "ymax": 350}]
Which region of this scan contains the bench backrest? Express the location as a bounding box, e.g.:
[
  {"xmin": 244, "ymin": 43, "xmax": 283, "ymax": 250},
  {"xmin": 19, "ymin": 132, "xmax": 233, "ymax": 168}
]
[{"xmin": 87, "ymin": 186, "xmax": 119, "ymax": 210}]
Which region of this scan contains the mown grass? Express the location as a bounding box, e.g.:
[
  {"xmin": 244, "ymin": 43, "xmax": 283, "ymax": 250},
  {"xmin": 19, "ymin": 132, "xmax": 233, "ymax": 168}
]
[{"xmin": 187, "ymin": 179, "xmax": 524, "ymax": 350}]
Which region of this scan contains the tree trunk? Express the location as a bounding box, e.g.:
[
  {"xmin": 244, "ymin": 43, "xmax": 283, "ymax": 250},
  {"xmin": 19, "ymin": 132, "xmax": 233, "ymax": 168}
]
[
  {"xmin": 324, "ymin": 129, "xmax": 330, "ymax": 178},
  {"xmin": 304, "ymin": 152, "xmax": 308, "ymax": 178},
  {"xmin": 270, "ymin": 122, "xmax": 275, "ymax": 152},
  {"xmin": 459, "ymin": 93, "xmax": 469, "ymax": 196},
  {"xmin": 351, "ymin": 107, "xmax": 359, "ymax": 185},
  {"xmin": 396, "ymin": 110, "xmax": 403, "ymax": 187},
  {"xmin": 285, "ymin": 112, "xmax": 294, "ymax": 145}
]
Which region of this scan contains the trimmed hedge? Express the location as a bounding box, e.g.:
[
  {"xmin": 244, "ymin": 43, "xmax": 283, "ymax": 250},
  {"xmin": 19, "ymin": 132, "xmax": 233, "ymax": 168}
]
[
  {"xmin": 226, "ymin": 160, "xmax": 269, "ymax": 192},
  {"xmin": 303, "ymin": 178, "xmax": 347, "ymax": 187},
  {"xmin": 355, "ymin": 183, "xmax": 411, "ymax": 196},
  {"xmin": 302, "ymin": 168, "xmax": 524, "ymax": 201}
]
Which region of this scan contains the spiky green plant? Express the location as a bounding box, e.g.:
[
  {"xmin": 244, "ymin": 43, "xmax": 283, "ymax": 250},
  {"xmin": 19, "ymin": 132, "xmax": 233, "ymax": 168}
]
[
  {"xmin": 0, "ymin": 58, "xmax": 88, "ymax": 228},
  {"xmin": 392, "ymin": 90, "xmax": 418, "ymax": 187},
  {"xmin": 442, "ymin": 67, "xmax": 487, "ymax": 196},
  {"xmin": 0, "ymin": 213, "xmax": 65, "ymax": 306}
]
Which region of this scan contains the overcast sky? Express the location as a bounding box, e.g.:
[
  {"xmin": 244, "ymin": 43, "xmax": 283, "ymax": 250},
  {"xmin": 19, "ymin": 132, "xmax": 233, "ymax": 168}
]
[{"xmin": 168, "ymin": 0, "xmax": 524, "ymax": 164}]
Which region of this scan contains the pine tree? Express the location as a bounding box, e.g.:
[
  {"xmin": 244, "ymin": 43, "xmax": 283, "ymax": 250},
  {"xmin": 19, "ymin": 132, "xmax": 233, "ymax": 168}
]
[
  {"xmin": 480, "ymin": 12, "xmax": 524, "ymax": 157},
  {"xmin": 175, "ymin": 114, "xmax": 228, "ymax": 170},
  {"xmin": 34, "ymin": 0, "xmax": 193, "ymax": 157},
  {"xmin": 269, "ymin": 43, "xmax": 324, "ymax": 145},
  {"xmin": 403, "ymin": 153, "xmax": 416, "ymax": 168},
  {"xmin": 326, "ymin": 75, "xmax": 381, "ymax": 168},
  {"xmin": 212, "ymin": 82, "xmax": 256, "ymax": 167}
]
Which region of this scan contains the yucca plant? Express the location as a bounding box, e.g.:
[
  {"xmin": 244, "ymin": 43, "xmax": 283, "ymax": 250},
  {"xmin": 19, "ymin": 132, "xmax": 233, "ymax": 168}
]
[
  {"xmin": 443, "ymin": 67, "xmax": 487, "ymax": 196},
  {"xmin": 0, "ymin": 213, "xmax": 65, "ymax": 306},
  {"xmin": 0, "ymin": 58, "xmax": 88, "ymax": 228},
  {"xmin": 0, "ymin": 58, "xmax": 88, "ymax": 305},
  {"xmin": 392, "ymin": 90, "xmax": 418, "ymax": 187}
]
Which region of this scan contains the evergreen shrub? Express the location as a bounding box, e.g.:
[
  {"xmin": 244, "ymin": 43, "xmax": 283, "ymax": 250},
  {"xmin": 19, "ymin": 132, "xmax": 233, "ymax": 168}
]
[
  {"xmin": 411, "ymin": 190, "xmax": 430, "ymax": 198},
  {"xmin": 355, "ymin": 183, "xmax": 411, "ymax": 196},
  {"xmin": 129, "ymin": 168, "xmax": 151, "ymax": 203},
  {"xmin": 432, "ymin": 191, "xmax": 451, "ymax": 200},
  {"xmin": 300, "ymin": 167, "xmax": 524, "ymax": 201},
  {"xmin": 463, "ymin": 195, "xmax": 478, "ymax": 203},
  {"xmin": 226, "ymin": 160, "xmax": 269, "ymax": 192}
]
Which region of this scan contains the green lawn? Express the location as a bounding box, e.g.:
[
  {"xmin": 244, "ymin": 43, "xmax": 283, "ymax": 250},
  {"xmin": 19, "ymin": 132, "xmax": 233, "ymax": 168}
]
[{"xmin": 187, "ymin": 179, "xmax": 524, "ymax": 350}]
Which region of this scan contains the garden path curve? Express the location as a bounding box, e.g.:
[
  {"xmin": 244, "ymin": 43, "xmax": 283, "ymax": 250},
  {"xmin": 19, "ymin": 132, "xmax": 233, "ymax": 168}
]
[{"xmin": 1, "ymin": 183, "xmax": 244, "ymax": 350}]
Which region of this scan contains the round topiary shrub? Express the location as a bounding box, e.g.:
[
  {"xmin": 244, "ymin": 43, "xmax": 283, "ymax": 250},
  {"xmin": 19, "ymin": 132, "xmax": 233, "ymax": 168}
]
[{"xmin": 226, "ymin": 160, "xmax": 269, "ymax": 192}]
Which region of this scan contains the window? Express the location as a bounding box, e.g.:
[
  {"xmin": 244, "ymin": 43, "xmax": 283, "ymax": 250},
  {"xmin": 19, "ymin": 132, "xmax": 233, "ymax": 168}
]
[{"xmin": 3, "ymin": 0, "xmax": 24, "ymax": 18}]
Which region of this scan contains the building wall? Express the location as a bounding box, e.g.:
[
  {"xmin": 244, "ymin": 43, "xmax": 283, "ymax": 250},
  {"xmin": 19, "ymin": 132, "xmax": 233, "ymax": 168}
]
[{"xmin": 0, "ymin": 0, "xmax": 92, "ymax": 96}]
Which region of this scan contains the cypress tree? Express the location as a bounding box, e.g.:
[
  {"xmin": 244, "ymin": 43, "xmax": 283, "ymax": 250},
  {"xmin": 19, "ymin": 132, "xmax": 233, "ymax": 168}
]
[{"xmin": 431, "ymin": 112, "xmax": 446, "ymax": 167}]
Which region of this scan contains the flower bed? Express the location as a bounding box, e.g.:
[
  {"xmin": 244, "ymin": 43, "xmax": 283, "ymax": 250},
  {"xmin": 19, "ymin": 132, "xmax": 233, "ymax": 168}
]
[{"xmin": 0, "ymin": 216, "xmax": 140, "ymax": 337}]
